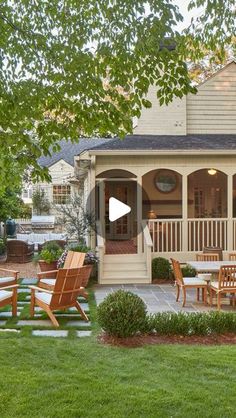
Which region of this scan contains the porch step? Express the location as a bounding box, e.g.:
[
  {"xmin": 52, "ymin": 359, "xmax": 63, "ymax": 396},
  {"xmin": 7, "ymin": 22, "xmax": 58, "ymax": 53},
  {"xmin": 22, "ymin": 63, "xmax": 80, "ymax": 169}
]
[
  {"xmin": 101, "ymin": 254, "xmax": 150, "ymax": 284},
  {"xmin": 103, "ymin": 262, "xmax": 146, "ymax": 272}
]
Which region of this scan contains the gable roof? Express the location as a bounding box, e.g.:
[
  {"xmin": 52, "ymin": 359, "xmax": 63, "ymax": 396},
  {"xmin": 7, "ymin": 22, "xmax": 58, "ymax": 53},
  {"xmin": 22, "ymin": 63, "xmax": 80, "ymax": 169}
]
[
  {"xmin": 87, "ymin": 134, "xmax": 236, "ymax": 152},
  {"xmin": 37, "ymin": 138, "xmax": 112, "ymax": 167}
]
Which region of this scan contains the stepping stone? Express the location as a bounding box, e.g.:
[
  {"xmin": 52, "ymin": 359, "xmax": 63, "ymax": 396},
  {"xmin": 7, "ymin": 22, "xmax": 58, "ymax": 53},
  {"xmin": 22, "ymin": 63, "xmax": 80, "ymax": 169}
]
[
  {"xmin": 69, "ymin": 304, "xmax": 89, "ymax": 312},
  {"xmin": 66, "ymin": 320, "xmax": 91, "ymax": 327},
  {"xmin": 25, "ymin": 296, "xmax": 31, "ymax": 300},
  {"xmin": 0, "ymin": 320, "xmax": 7, "ymax": 326},
  {"xmin": 21, "ymin": 278, "xmax": 38, "ymax": 285},
  {"xmin": 55, "ymin": 313, "xmax": 84, "ymax": 318},
  {"xmin": 76, "ymin": 330, "xmax": 92, "ymax": 337},
  {"xmin": 18, "ymin": 301, "xmax": 30, "ymax": 305},
  {"xmin": 0, "ymin": 328, "xmax": 20, "ymax": 333},
  {"xmin": 32, "ymin": 330, "xmax": 68, "ymax": 337},
  {"xmin": 17, "ymin": 320, "xmax": 53, "ymax": 327},
  {"xmin": 0, "ymin": 311, "xmax": 21, "ymax": 318},
  {"xmin": 18, "ymin": 288, "xmax": 31, "ymax": 294}
]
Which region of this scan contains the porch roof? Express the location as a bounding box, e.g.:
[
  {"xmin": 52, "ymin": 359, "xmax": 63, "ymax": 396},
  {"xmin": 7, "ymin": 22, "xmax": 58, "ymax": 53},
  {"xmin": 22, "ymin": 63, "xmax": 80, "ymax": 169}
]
[{"xmin": 87, "ymin": 134, "xmax": 236, "ymax": 154}]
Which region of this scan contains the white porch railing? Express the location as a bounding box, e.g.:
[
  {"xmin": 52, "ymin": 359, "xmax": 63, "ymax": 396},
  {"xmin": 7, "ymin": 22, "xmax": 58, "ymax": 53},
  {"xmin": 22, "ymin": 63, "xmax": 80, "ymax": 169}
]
[
  {"xmin": 148, "ymin": 218, "xmax": 230, "ymax": 253},
  {"xmin": 141, "ymin": 221, "xmax": 153, "ymax": 282},
  {"xmin": 188, "ymin": 218, "xmax": 228, "ymax": 252},
  {"xmin": 148, "ymin": 219, "xmax": 183, "ymax": 252},
  {"xmin": 233, "ymin": 219, "xmax": 236, "ymax": 251}
]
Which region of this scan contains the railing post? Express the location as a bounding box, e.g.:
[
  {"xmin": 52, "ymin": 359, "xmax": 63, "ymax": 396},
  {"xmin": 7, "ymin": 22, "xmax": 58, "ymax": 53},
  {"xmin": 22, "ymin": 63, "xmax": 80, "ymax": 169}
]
[
  {"xmin": 137, "ymin": 175, "xmax": 142, "ymax": 254},
  {"xmin": 227, "ymin": 174, "xmax": 233, "ymax": 253},
  {"xmin": 182, "ymin": 173, "xmax": 188, "ymax": 252}
]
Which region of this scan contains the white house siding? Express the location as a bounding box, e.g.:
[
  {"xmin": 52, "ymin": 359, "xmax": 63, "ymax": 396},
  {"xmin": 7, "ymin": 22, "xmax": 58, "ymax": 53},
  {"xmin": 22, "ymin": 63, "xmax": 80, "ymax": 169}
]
[
  {"xmin": 134, "ymin": 86, "xmax": 187, "ymax": 135},
  {"xmin": 187, "ymin": 62, "xmax": 236, "ymax": 134}
]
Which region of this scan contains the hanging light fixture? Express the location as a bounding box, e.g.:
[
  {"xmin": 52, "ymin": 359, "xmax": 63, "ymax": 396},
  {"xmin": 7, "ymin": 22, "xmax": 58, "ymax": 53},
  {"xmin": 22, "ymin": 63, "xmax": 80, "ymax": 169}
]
[{"xmin": 208, "ymin": 168, "xmax": 217, "ymax": 176}]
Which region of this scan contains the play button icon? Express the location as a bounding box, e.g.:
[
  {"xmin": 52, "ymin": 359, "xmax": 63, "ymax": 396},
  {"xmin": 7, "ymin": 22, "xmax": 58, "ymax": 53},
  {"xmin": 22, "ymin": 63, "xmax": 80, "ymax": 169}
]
[{"xmin": 109, "ymin": 197, "xmax": 131, "ymax": 222}]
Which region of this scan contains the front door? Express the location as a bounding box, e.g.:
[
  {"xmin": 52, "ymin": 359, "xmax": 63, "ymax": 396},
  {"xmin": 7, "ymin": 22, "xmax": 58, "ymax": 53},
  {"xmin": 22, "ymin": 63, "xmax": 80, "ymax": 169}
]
[{"xmin": 105, "ymin": 182, "xmax": 134, "ymax": 240}]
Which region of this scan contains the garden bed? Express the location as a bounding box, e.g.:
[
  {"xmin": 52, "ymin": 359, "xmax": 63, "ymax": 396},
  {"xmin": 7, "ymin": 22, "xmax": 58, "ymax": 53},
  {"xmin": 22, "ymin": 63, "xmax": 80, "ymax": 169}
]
[{"xmin": 99, "ymin": 332, "xmax": 236, "ymax": 347}]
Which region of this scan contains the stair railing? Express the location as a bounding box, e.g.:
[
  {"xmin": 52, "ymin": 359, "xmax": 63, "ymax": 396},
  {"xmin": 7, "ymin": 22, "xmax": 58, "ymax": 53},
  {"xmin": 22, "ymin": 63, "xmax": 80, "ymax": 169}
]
[
  {"xmin": 141, "ymin": 221, "xmax": 153, "ymax": 283},
  {"xmin": 96, "ymin": 221, "xmax": 105, "ymax": 283}
]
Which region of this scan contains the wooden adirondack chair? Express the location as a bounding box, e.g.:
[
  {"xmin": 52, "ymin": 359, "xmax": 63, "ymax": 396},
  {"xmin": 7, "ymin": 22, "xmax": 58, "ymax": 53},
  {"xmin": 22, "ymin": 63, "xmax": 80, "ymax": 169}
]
[
  {"xmin": 30, "ymin": 267, "xmax": 90, "ymax": 327},
  {"xmin": 210, "ymin": 265, "xmax": 236, "ymax": 310},
  {"xmin": 0, "ymin": 268, "xmax": 19, "ymax": 288},
  {"xmin": 0, "ymin": 284, "xmax": 19, "ymax": 316},
  {"xmin": 171, "ymin": 258, "xmax": 207, "ymax": 307},
  {"xmin": 37, "ymin": 250, "xmax": 85, "ymax": 289}
]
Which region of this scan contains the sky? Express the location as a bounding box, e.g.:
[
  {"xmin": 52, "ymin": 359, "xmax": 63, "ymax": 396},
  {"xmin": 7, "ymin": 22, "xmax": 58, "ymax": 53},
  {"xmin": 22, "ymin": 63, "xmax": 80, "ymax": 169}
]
[{"xmin": 174, "ymin": 0, "xmax": 204, "ymax": 31}]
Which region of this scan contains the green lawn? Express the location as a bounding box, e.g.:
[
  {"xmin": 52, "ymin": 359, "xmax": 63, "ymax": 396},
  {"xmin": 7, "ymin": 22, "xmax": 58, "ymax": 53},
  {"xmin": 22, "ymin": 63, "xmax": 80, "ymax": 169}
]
[{"xmin": 0, "ymin": 333, "xmax": 235, "ymax": 418}]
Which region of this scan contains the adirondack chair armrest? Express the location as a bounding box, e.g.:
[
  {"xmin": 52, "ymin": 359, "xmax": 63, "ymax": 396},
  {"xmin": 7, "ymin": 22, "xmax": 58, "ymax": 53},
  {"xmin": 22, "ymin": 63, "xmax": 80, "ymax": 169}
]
[
  {"xmin": 29, "ymin": 285, "xmax": 53, "ymax": 294},
  {"xmin": 0, "ymin": 268, "xmax": 19, "ymax": 278},
  {"xmin": 0, "ymin": 284, "xmax": 19, "ymax": 290},
  {"xmin": 37, "ymin": 270, "xmax": 58, "ymax": 279}
]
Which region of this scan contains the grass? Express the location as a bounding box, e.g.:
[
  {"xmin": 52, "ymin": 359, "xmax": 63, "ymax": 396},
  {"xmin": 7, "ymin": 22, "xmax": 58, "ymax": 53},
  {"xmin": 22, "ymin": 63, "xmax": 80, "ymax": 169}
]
[
  {"xmin": 0, "ymin": 334, "xmax": 235, "ymax": 417},
  {"xmin": 0, "ymin": 287, "xmax": 235, "ymax": 417}
]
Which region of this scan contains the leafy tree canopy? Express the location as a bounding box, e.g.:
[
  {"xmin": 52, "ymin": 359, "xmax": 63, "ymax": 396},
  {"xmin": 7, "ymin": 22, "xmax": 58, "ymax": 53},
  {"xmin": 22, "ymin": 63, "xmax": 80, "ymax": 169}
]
[{"xmin": 0, "ymin": 0, "xmax": 235, "ymax": 188}]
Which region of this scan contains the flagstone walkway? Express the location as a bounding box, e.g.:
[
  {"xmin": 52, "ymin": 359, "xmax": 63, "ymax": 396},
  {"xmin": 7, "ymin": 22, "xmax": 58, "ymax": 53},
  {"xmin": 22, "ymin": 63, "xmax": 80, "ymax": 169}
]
[
  {"xmin": 0, "ymin": 278, "xmax": 92, "ymax": 338},
  {"xmin": 94, "ymin": 284, "xmax": 236, "ymax": 313}
]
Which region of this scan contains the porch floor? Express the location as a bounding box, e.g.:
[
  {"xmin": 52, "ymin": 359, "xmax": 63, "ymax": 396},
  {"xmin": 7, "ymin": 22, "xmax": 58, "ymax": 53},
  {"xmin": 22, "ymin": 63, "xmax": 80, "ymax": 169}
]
[
  {"xmin": 105, "ymin": 240, "xmax": 137, "ymax": 254},
  {"xmin": 94, "ymin": 284, "xmax": 236, "ymax": 314}
]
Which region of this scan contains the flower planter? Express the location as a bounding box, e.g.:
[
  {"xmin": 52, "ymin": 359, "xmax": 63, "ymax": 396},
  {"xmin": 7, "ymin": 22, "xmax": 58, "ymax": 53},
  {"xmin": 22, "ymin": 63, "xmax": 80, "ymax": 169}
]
[{"xmin": 38, "ymin": 260, "xmax": 58, "ymax": 272}]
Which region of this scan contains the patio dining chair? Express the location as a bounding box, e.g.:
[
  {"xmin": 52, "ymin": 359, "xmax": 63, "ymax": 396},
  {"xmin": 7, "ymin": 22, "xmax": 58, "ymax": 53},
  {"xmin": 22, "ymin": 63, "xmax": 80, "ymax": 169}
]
[
  {"xmin": 0, "ymin": 268, "xmax": 19, "ymax": 288},
  {"xmin": 30, "ymin": 267, "xmax": 89, "ymax": 327},
  {"xmin": 196, "ymin": 253, "xmax": 219, "ymax": 261},
  {"xmin": 171, "ymin": 259, "xmax": 208, "ymax": 307},
  {"xmin": 210, "ymin": 265, "xmax": 236, "ymax": 310},
  {"xmin": 37, "ymin": 251, "xmax": 90, "ymax": 299},
  {"xmin": 0, "ymin": 284, "xmax": 19, "ymax": 316}
]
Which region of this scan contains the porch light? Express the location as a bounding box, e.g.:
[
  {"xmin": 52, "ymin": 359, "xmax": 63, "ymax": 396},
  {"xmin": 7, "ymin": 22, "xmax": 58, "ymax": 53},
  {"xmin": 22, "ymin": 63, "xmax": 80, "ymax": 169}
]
[{"xmin": 208, "ymin": 168, "xmax": 217, "ymax": 176}]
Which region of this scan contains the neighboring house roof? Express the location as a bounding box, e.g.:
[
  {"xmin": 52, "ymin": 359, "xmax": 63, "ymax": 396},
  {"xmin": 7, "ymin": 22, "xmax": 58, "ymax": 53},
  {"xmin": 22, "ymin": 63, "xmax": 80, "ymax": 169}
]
[
  {"xmin": 87, "ymin": 134, "xmax": 236, "ymax": 152},
  {"xmin": 38, "ymin": 138, "xmax": 112, "ymax": 167}
]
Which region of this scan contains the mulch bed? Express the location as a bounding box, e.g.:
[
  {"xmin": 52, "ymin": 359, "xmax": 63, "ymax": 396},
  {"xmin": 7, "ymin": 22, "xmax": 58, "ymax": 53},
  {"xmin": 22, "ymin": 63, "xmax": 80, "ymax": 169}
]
[{"xmin": 98, "ymin": 332, "xmax": 236, "ymax": 347}]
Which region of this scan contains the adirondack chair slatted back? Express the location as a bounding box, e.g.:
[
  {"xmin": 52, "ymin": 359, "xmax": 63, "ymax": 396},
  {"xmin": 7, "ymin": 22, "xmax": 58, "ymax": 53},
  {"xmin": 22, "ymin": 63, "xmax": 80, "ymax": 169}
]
[
  {"xmin": 64, "ymin": 251, "xmax": 86, "ymax": 269},
  {"xmin": 196, "ymin": 253, "xmax": 219, "ymax": 261},
  {"xmin": 171, "ymin": 259, "xmax": 184, "ymax": 286},
  {"xmin": 50, "ymin": 266, "xmax": 90, "ymax": 308},
  {"xmin": 219, "ymin": 265, "xmax": 236, "ymax": 289}
]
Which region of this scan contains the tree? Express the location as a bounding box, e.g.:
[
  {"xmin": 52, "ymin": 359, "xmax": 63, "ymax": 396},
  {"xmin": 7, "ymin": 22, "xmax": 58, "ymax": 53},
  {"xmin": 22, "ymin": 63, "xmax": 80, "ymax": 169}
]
[
  {"xmin": 32, "ymin": 188, "xmax": 50, "ymax": 215},
  {"xmin": 56, "ymin": 195, "xmax": 94, "ymax": 244},
  {"xmin": 0, "ymin": 187, "xmax": 24, "ymax": 222},
  {"xmin": 0, "ymin": 1, "xmax": 235, "ymax": 188}
]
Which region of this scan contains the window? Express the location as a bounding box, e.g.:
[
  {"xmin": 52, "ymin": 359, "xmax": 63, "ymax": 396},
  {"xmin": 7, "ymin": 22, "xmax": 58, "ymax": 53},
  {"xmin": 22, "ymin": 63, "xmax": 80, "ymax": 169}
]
[{"xmin": 53, "ymin": 185, "xmax": 71, "ymax": 204}]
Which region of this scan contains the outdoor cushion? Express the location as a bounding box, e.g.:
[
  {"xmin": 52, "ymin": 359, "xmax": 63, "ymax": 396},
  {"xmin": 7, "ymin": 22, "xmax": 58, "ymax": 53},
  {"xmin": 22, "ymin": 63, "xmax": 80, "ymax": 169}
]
[
  {"xmin": 35, "ymin": 292, "xmax": 52, "ymax": 305},
  {"xmin": 40, "ymin": 279, "xmax": 56, "ymax": 286},
  {"xmin": 210, "ymin": 281, "xmax": 219, "ymax": 289},
  {"xmin": 0, "ymin": 277, "xmax": 15, "ymax": 284},
  {"xmin": 183, "ymin": 277, "xmax": 206, "ymax": 286},
  {"xmin": 0, "ymin": 290, "xmax": 12, "ymax": 301}
]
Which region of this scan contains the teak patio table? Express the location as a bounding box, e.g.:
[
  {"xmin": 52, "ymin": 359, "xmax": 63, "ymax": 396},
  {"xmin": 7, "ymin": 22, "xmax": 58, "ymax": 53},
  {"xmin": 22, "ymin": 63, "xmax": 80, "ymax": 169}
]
[{"xmin": 188, "ymin": 260, "xmax": 236, "ymax": 273}]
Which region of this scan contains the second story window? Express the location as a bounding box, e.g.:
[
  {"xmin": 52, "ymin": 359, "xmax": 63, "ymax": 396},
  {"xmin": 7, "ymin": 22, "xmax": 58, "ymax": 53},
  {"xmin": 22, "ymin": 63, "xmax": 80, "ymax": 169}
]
[{"xmin": 53, "ymin": 185, "xmax": 71, "ymax": 204}]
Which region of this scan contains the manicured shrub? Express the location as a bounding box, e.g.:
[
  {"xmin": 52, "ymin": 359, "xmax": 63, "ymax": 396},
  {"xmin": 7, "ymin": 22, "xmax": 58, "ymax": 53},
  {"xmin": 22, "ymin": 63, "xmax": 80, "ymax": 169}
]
[
  {"xmin": 97, "ymin": 290, "xmax": 147, "ymax": 337},
  {"xmin": 181, "ymin": 264, "xmax": 196, "ymax": 277},
  {"xmin": 147, "ymin": 311, "xmax": 236, "ymax": 336},
  {"xmin": 152, "ymin": 257, "xmax": 171, "ymax": 280}
]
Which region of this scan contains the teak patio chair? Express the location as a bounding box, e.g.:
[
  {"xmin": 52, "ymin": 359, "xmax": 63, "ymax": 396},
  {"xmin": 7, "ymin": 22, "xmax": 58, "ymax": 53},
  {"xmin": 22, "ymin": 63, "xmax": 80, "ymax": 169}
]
[
  {"xmin": 30, "ymin": 267, "xmax": 90, "ymax": 327},
  {"xmin": 229, "ymin": 253, "xmax": 236, "ymax": 261},
  {"xmin": 0, "ymin": 267, "xmax": 19, "ymax": 288},
  {"xmin": 171, "ymin": 258, "xmax": 208, "ymax": 307},
  {"xmin": 210, "ymin": 265, "xmax": 236, "ymax": 310},
  {"xmin": 0, "ymin": 284, "xmax": 19, "ymax": 316},
  {"xmin": 196, "ymin": 253, "xmax": 219, "ymax": 261}
]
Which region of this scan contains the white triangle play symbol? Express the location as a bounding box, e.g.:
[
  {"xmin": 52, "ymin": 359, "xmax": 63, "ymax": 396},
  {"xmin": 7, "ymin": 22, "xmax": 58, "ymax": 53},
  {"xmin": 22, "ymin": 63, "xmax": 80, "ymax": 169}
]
[{"xmin": 109, "ymin": 197, "xmax": 131, "ymax": 222}]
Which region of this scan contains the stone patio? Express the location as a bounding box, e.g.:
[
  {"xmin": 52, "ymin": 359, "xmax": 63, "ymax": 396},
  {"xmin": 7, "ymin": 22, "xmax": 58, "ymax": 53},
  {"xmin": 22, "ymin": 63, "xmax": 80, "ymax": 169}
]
[{"xmin": 94, "ymin": 284, "xmax": 236, "ymax": 313}]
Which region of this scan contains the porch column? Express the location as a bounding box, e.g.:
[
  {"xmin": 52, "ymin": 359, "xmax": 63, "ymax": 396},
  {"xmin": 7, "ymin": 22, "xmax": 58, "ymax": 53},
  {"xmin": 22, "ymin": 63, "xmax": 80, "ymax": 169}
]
[
  {"xmin": 89, "ymin": 155, "xmax": 96, "ymax": 249},
  {"xmin": 227, "ymin": 174, "xmax": 233, "ymax": 253},
  {"xmin": 182, "ymin": 172, "xmax": 188, "ymax": 253},
  {"xmin": 137, "ymin": 175, "xmax": 142, "ymax": 254}
]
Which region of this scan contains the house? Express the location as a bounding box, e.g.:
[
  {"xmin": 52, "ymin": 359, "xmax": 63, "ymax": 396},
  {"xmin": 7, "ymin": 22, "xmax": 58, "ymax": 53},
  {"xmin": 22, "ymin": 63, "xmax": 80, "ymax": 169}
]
[{"xmin": 74, "ymin": 61, "xmax": 236, "ymax": 284}]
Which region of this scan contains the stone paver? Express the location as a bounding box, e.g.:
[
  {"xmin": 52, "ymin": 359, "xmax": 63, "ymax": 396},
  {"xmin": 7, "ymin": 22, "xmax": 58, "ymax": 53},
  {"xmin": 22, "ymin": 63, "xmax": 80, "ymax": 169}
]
[
  {"xmin": 76, "ymin": 330, "xmax": 92, "ymax": 337},
  {"xmin": 21, "ymin": 278, "xmax": 38, "ymax": 285},
  {"xmin": 17, "ymin": 288, "xmax": 31, "ymax": 294},
  {"xmin": 0, "ymin": 328, "xmax": 20, "ymax": 333},
  {"xmin": 0, "ymin": 311, "xmax": 21, "ymax": 318},
  {"xmin": 17, "ymin": 320, "xmax": 53, "ymax": 327},
  {"xmin": 32, "ymin": 330, "xmax": 68, "ymax": 337},
  {"xmin": 94, "ymin": 284, "xmax": 235, "ymax": 313},
  {"xmin": 0, "ymin": 320, "xmax": 7, "ymax": 326},
  {"xmin": 66, "ymin": 320, "xmax": 91, "ymax": 327}
]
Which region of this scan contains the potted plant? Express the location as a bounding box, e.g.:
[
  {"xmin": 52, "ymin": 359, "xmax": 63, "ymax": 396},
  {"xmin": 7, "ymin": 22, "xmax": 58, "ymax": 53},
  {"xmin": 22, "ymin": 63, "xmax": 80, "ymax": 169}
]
[
  {"xmin": 34, "ymin": 241, "xmax": 64, "ymax": 271},
  {"xmin": 0, "ymin": 238, "xmax": 6, "ymax": 263}
]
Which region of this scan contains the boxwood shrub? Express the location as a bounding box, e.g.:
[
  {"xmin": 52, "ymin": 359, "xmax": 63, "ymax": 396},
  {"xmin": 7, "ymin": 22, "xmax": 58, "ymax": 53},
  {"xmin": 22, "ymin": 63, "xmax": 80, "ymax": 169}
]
[
  {"xmin": 152, "ymin": 257, "xmax": 171, "ymax": 280},
  {"xmin": 97, "ymin": 290, "xmax": 147, "ymax": 337}
]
